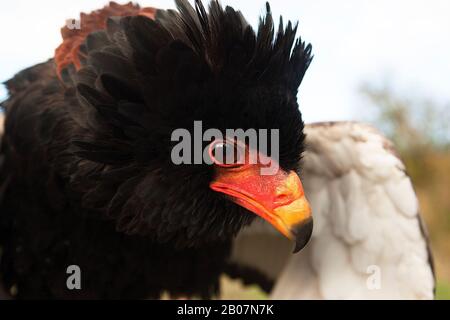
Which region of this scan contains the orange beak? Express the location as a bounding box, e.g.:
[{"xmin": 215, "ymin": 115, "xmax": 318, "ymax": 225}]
[{"xmin": 210, "ymin": 160, "xmax": 313, "ymax": 253}]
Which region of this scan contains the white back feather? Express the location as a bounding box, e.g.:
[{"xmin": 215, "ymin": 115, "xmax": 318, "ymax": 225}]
[{"xmin": 231, "ymin": 121, "xmax": 435, "ymax": 299}]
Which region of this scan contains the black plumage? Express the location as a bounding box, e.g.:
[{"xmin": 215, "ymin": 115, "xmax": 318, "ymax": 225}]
[{"xmin": 0, "ymin": 0, "xmax": 312, "ymax": 299}]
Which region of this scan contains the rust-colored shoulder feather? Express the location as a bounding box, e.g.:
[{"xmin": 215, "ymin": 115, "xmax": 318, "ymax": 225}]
[{"xmin": 54, "ymin": 1, "xmax": 156, "ymax": 77}]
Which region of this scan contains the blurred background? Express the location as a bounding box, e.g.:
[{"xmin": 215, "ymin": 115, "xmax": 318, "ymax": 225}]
[{"xmin": 0, "ymin": 0, "xmax": 449, "ymax": 299}]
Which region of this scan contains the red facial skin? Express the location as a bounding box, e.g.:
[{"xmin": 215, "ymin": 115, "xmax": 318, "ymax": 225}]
[{"xmin": 209, "ymin": 140, "xmax": 312, "ymax": 241}]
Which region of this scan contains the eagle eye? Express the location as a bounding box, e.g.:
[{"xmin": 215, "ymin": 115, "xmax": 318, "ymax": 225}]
[{"xmin": 208, "ymin": 140, "xmax": 245, "ymax": 167}]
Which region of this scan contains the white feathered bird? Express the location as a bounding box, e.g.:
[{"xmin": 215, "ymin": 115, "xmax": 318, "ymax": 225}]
[{"xmin": 230, "ymin": 121, "xmax": 435, "ymax": 300}]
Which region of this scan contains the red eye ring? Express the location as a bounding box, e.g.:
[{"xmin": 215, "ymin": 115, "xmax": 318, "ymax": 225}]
[{"xmin": 208, "ymin": 139, "xmax": 245, "ymax": 168}]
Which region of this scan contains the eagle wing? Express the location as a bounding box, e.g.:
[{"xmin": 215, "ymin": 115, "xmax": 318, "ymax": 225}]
[{"xmin": 230, "ymin": 121, "xmax": 435, "ymax": 299}]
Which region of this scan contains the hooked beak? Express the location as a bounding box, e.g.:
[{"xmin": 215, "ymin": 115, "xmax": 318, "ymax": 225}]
[{"xmin": 210, "ymin": 165, "xmax": 313, "ymax": 253}]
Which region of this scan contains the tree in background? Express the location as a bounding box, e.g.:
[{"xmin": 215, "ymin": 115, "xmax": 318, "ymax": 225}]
[{"xmin": 360, "ymin": 84, "xmax": 450, "ymax": 299}]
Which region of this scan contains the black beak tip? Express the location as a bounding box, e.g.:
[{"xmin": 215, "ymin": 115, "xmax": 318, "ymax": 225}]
[{"xmin": 292, "ymin": 217, "xmax": 313, "ymax": 253}]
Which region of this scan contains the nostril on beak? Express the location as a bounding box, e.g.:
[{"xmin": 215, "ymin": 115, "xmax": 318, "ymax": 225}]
[
  {"xmin": 273, "ymin": 171, "xmax": 303, "ymax": 207},
  {"xmin": 274, "ymin": 193, "xmax": 292, "ymax": 206}
]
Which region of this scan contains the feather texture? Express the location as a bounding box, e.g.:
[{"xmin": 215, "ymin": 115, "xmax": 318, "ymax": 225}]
[
  {"xmin": 230, "ymin": 122, "xmax": 435, "ymax": 299},
  {"xmin": 55, "ymin": 1, "xmax": 157, "ymax": 76},
  {"xmin": 0, "ymin": 1, "xmax": 311, "ymax": 298}
]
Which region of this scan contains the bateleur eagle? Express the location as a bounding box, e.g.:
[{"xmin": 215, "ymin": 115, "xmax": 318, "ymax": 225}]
[{"xmin": 0, "ymin": 0, "xmax": 434, "ymax": 299}]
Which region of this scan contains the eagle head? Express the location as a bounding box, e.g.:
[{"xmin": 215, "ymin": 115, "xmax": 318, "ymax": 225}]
[{"xmin": 71, "ymin": 0, "xmax": 313, "ymax": 251}]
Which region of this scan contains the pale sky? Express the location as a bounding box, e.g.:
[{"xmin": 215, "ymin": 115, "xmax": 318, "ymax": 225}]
[{"xmin": 1, "ymin": 0, "xmax": 449, "ymax": 122}]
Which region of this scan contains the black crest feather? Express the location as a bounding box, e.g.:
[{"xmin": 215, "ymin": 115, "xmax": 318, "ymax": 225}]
[
  {"xmin": 65, "ymin": 0, "xmax": 313, "ymax": 245},
  {"xmin": 156, "ymin": 0, "xmax": 312, "ymax": 91},
  {"xmin": 0, "ymin": 1, "xmax": 314, "ymax": 250},
  {"xmin": 0, "ymin": 0, "xmax": 313, "ymax": 298}
]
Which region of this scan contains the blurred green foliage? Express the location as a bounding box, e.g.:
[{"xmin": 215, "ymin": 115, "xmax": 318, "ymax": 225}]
[
  {"xmin": 360, "ymin": 84, "xmax": 450, "ymax": 152},
  {"xmin": 436, "ymin": 282, "xmax": 450, "ymax": 300}
]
